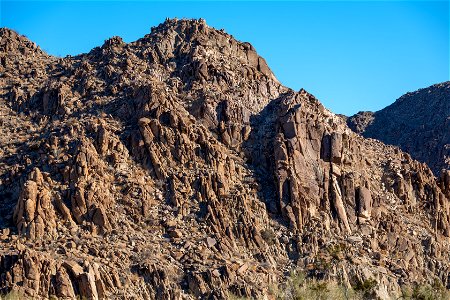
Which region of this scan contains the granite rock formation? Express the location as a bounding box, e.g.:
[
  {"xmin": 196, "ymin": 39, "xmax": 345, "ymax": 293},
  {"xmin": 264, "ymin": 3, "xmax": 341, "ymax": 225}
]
[{"xmin": 1, "ymin": 19, "xmax": 450, "ymax": 299}]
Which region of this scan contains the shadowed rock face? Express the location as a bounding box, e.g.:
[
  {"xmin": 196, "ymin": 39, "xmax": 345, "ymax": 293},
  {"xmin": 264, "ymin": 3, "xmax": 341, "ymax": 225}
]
[
  {"xmin": 348, "ymin": 82, "xmax": 450, "ymax": 176},
  {"xmin": 1, "ymin": 19, "xmax": 450, "ymax": 299}
]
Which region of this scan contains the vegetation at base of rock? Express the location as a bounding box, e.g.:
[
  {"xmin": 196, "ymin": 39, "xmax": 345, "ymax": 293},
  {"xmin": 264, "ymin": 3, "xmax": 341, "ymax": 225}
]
[
  {"xmin": 326, "ymin": 243, "xmax": 347, "ymax": 260},
  {"xmin": 260, "ymin": 228, "xmax": 277, "ymax": 245},
  {"xmin": 401, "ymin": 280, "xmax": 450, "ymax": 300},
  {"xmin": 270, "ymin": 272, "xmax": 450, "ymax": 300},
  {"xmin": 272, "ymin": 271, "xmax": 363, "ymax": 300},
  {"xmin": 0, "ymin": 291, "xmax": 20, "ymax": 300},
  {"xmin": 353, "ymin": 278, "xmax": 377, "ymax": 298}
]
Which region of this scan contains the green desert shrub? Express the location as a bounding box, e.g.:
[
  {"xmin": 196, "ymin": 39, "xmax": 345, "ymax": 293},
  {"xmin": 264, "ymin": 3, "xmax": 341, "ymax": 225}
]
[
  {"xmin": 0, "ymin": 290, "xmax": 21, "ymax": 300},
  {"xmin": 353, "ymin": 278, "xmax": 377, "ymax": 298},
  {"xmin": 260, "ymin": 228, "xmax": 277, "ymax": 246},
  {"xmin": 401, "ymin": 279, "xmax": 450, "ymax": 300},
  {"xmin": 273, "ymin": 271, "xmax": 364, "ymax": 300},
  {"xmin": 227, "ymin": 274, "xmax": 450, "ymax": 300}
]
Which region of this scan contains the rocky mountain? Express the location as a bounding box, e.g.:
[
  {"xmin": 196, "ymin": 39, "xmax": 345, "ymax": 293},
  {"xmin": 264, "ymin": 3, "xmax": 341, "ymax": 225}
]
[
  {"xmin": 348, "ymin": 82, "xmax": 450, "ymax": 176},
  {"xmin": 1, "ymin": 19, "xmax": 450, "ymax": 299}
]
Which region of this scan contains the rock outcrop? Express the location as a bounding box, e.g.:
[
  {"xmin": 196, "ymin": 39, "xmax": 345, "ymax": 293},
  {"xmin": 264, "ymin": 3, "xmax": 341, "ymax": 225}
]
[{"xmin": 1, "ymin": 19, "xmax": 450, "ymax": 299}]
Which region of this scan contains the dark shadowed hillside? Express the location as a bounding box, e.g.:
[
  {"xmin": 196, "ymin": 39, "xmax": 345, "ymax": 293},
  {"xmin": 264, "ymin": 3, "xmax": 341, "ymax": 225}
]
[{"xmin": 348, "ymin": 82, "xmax": 450, "ymax": 176}]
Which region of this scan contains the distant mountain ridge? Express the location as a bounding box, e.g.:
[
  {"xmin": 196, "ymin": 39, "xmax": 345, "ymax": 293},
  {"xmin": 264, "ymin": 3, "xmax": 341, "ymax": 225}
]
[{"xmin": 348, "ymin": 81, "xmax": 450, "ymax": 176}]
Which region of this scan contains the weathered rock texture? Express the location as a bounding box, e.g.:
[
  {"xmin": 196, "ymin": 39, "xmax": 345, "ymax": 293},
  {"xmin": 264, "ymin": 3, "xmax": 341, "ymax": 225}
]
[
  {"xmin": 348, "ymin": 82, "xmax": 450, "ymax": 175},
  {"xmin": 1, "ymin": 19, "xmax": 450, "ymax": 299}
]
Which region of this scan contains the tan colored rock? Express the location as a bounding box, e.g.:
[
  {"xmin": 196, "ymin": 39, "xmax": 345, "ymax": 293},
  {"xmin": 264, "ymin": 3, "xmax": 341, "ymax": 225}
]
[
  {"xmin": 357, "ymin": 186, "xmax": 372, "ymax": 219},
  {"xmin": 55, "ymin": 267, "xmax": 76, "ymax": 298},
  {"xmin": 1, "ymin": 19, "xmax": 450, "ymax": 300}
]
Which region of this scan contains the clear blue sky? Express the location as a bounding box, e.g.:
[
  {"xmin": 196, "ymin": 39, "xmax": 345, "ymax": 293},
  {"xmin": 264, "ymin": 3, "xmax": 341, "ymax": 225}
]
[{"xmin": 1, "ymin": 1, "xmax": 448, "ymax": 115}]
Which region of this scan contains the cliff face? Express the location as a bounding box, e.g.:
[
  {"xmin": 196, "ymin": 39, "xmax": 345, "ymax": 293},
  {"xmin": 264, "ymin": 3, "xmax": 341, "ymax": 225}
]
[
  {"xmin": 348, "ymin": 82, "xmax": 450, "ymax": 176},
  {"xmin": 1, "ymin": 19, "xmax": 450, "ymax": 299}
]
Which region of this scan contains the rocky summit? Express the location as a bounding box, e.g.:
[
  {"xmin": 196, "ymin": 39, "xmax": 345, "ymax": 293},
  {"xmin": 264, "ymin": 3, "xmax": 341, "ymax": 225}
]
[{"xmin": 0, "ymin": 19, "xmax": 450, "ymax": 300}]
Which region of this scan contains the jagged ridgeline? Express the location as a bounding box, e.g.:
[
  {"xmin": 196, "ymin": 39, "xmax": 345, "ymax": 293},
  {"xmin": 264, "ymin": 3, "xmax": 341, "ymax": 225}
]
[{"xmin": 1, "ymin": 19, "xmax": 450, "ymax": 300}]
